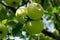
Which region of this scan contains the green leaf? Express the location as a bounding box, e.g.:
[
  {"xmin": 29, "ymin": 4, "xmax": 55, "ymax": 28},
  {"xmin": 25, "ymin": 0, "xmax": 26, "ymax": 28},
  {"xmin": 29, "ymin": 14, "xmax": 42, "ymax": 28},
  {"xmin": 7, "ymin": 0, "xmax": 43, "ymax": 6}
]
[
  {"xmin": 52, "ymin": 7, "xmax": 59, "ymax": 13},
  {"xmin": 12, "ymin": 22, "xmax": 23, "ymax": 36},
  {"xmin": 0, "ymin": 7, "xmax": 8, "ymax": 21},
  {"xmin": 2, "ymin": 19, "xmax": 8, "ymax": 24}
]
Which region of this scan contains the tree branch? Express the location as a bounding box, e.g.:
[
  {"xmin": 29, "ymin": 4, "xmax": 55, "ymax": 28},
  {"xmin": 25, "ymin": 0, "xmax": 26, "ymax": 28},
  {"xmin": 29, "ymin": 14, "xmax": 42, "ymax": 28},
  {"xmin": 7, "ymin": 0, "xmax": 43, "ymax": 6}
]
[
  {"xmin": 22, "ymin": 0, "xmax": 29, "ymax": 5},
  {"xmin": 50, "ymin": 0, "xmax": 60, "ymax": 34},
  {"xmin": 21, "ymin": 0, "xmax": 30, "ymax": 7},
  {"xmin": 50, "ymin": 0, "xmax": 60, "ymax": 22},
  {"xmin": 41, "ymin": 0, "xmax": 44, "ymax": 7},
  {"xmin": 40, "ymin": 0, "xmax": 60, "ymax": 39},
  {"xmin": 54, "ymin": 13, "xmax": 60, "ymax": 33},
  {"xmin": 42, "ymin": 29, "xmax": 60, "ymax": 40},
  {"xmin": 54, "ymin": 13, "xmax": 60, "ymax": 22},
  {"xmin": 0, "ymin": 1, "xmax": 16, "ymax": 13}
]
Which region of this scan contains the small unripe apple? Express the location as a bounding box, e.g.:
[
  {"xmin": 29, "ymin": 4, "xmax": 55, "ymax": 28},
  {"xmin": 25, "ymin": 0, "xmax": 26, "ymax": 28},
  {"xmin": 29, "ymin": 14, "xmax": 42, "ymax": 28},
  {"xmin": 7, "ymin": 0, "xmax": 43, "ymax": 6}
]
[
  {"xmin": 25, "ymin": 21, "xmax": 44, "ymax": 34},
  {"xmin": 15, "ymin": 6, "xmax": 27, "ymax": 24},
  {"xmin": 27, "ymin": 2, "xmax": 44, "ymax": 20},
  {"xmin": 0, "ymin": 24, "xmax": 7, "ymax": 39}
]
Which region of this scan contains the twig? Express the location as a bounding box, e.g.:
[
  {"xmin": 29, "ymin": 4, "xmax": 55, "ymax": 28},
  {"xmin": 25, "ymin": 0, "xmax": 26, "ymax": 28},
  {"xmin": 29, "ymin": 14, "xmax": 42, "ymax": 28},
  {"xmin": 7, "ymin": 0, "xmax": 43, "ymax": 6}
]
[
  {"xmin": 42, "ymin": 29, "xmax": 60, "ymax": 40},
  {"xmin": 54, "ymin": 13, "xmax": 60, "ymax": 22},
  {"xmin": 0, "ymin": 1, "xmax": 16, "ymax": 13},
  {"xmin": 41, "ymin": 0, "xmax": 44, "ymax": 7}
]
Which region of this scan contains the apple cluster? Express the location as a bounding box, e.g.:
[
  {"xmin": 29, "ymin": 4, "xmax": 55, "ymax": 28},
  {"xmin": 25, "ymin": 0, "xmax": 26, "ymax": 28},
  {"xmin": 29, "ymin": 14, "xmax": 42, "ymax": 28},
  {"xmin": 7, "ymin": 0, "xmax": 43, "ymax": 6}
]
[{"xmin": 15, "ymin": 1, "xmax": 44, "ymax": 35}]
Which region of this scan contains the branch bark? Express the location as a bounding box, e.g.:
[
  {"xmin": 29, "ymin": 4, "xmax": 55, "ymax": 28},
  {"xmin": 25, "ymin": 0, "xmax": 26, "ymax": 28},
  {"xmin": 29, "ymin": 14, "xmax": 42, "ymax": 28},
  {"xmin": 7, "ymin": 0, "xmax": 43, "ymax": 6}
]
[
  {"xmin": 41, "ymin": 0, "xmax": 44, "ymax": 7},
  {"xmin": 0, "ymin": 1, "xmax": 16, "ymax": 13},
  {"xmin": 42, "ymin": 29, "xmax": 60, "ymax": 40},
  {"xmin": 54, "ymin": 13, "xmax": 60, "ymax": 22}
]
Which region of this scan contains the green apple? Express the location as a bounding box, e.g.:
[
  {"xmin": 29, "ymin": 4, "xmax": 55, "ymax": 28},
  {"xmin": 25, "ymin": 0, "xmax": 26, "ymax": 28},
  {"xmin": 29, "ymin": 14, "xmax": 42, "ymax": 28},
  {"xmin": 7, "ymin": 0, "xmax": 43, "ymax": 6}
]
[
  {"xmin": 15, "ymin": 6, "xmax": 27, "ymax": 24},
  {"xmin": 27, "ymin": 2, "xmax": 44, "ymax": 20},
  {"xmin": 25, "ymin": 21, "xmax": 44, "ymax": 34},
  {"xmin": 0, "ymin": 24, "xmax": 7, "ymax": 39},
  {"xmin": 4, "ymin": 0, "xmax": 22, "ymax": 7}
]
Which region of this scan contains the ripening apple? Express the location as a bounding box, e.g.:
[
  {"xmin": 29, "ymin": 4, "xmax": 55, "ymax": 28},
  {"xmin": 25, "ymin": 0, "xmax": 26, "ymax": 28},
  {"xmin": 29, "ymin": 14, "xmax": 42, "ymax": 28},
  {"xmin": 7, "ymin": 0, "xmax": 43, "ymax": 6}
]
[
  {"xmin": 15, "ymin": 6, "xmax": 27, "ymax": 24},
  {"xmin": 27, "ymin": 2, "xmax": 44, "ymax": 20},
  {"xmin": 25, "ymin": 21, "xmax": 44, "ymax": 34},
  {"xmin": 0, "ymin": 24, "xmax": 7, "ymax": 39},
  {"xmin": 4, "ymin": 0, "xmax": 22, "ymax": 7}
]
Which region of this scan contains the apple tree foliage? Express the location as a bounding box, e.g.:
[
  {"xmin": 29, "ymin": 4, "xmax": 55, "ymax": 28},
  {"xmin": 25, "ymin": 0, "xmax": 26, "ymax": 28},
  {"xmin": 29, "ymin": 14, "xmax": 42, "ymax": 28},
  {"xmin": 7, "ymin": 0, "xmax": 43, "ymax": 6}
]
[{"xmin": 0, "ymin": 0, "xmax": 60, "ymax": 40}]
